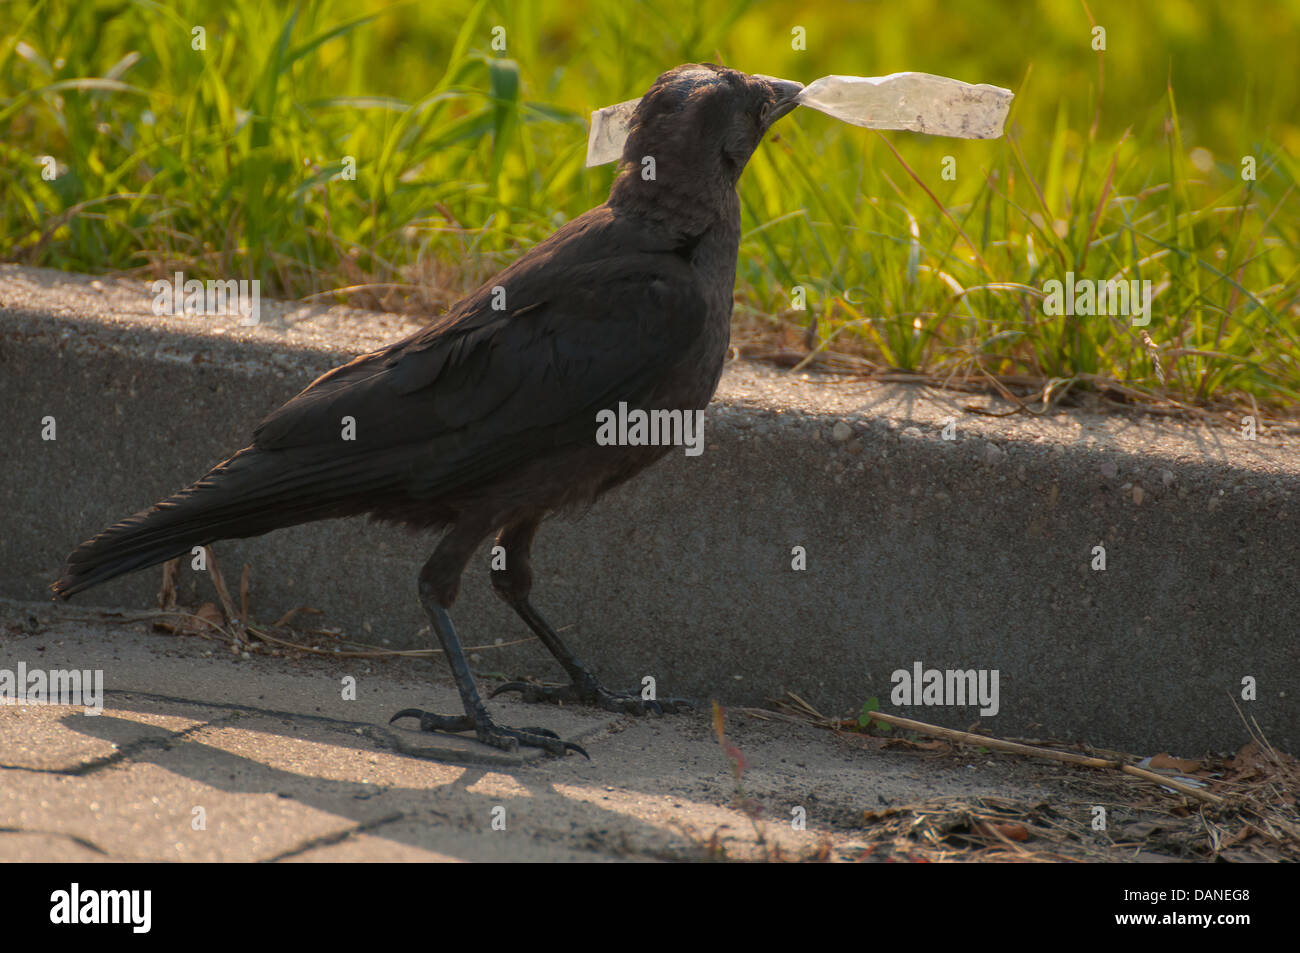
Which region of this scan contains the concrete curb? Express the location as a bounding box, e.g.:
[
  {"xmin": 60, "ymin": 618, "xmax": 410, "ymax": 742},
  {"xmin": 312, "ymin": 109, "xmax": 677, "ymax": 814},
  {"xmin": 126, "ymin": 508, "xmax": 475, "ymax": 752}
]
[{"xmin": 3, "ymin": 264, "xmax": 1296, "ymax": 752}]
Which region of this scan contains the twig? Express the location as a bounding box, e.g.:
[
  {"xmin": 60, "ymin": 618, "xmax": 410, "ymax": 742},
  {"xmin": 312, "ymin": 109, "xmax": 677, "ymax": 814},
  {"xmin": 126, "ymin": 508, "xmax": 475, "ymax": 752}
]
[
  {"xmin": 857, "ymin": 709, "xmax": 1223, "ymax": 805},
  {"xmin": 757, "ymin": 692, "xmax": 1226, "ymax": 806},
  {"xmin": 239, "ymin": 564, "xmax": 252, "ymax": 621},
  {"xmin": 204, "ymin": 547, "xmax": 243, "ymax": 634},
  {"xmin": 157, "ymin": 558, "xmax": 179, "ymax": 611}
]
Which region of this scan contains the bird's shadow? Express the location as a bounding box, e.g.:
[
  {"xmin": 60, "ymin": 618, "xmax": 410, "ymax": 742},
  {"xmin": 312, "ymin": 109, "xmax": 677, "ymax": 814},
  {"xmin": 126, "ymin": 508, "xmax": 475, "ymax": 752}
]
[{"xmin": 46, "ymin": 691, "xmax": 721, "ymax": 862}]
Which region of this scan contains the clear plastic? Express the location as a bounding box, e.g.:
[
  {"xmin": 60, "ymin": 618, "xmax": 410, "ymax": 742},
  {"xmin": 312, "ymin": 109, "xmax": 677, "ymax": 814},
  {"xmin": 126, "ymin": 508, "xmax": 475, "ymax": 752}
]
[
  {"xmin": 586, "ymin": 72, "xmax": 1013, "ymax": 166},
  {"xmin": 796, "ymin": 72, "xmax": 1013, "ymax": 139},
  {"xmin": 586, "ymin": 98, "xmax": 640, "ymax": 167}
]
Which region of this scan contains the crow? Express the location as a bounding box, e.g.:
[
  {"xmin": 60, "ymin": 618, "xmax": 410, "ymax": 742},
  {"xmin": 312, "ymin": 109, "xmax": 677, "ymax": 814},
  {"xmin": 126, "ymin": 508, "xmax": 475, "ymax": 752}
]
[{"xmin": 52, "ymin": 64, "xmax": 804, "ymax": 757}]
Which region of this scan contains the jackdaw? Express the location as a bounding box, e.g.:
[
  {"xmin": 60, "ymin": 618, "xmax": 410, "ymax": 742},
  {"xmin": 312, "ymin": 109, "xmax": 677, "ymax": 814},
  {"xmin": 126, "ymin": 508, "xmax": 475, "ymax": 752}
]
[{"xmin": 53, "ymin": 64, "xmax": 804, "ymax": 756}]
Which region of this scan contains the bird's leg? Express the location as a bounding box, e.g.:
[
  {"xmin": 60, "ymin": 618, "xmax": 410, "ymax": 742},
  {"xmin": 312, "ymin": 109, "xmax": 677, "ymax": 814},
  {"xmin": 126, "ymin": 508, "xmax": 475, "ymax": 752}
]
[
  {"xmin": 487, "ymin": 518, "xmax": 692, "ymax": 714},
  {"xmin": 389, "ymin": 522, "xmax": 587, "ymax": 757},
  {"xmin": 493, "ymin": 596, "xmax": 694, "ymax": 714}
]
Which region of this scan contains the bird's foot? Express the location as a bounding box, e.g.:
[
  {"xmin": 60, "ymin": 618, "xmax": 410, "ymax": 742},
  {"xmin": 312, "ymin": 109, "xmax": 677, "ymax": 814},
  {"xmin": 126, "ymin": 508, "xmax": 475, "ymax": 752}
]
[
  {"xmin": 490, "ymin": 678, "xmax": 693, "ymax": 715},
  {"xmin": 388, "ymin": 708, "xmax": 588, "ymax": 758}
]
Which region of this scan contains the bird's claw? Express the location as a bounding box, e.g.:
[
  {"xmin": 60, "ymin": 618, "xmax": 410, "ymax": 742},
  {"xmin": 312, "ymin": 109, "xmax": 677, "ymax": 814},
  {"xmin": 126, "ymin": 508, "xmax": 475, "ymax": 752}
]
[
  {"xmin": 490, "ymin": 680, "xmax": 693, "ymax": 715},
  {"xmin": 389, "ymin": 708, "xmax": 587, "ymax": 758}
]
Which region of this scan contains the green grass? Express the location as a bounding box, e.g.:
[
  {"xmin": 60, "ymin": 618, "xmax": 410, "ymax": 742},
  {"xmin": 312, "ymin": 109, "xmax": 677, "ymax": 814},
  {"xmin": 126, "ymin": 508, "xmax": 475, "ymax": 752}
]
[{"xmin": 3, "ymin": 0, "xmax": 1299, "ymax": 416}]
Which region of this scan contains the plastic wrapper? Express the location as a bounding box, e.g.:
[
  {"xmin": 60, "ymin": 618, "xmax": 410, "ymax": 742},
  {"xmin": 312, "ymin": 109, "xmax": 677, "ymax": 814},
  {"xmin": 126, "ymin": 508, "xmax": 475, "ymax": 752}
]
[{"xmin": 586, "ymin": 71, "xmax": 1013, "ymax": 166}]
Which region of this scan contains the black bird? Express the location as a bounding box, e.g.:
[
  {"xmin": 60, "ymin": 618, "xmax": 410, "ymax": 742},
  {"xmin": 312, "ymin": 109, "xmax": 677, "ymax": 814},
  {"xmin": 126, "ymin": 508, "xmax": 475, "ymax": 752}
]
[{"xmin": 53, "ymin": 64, "xmax": 804, "ymax": 756}]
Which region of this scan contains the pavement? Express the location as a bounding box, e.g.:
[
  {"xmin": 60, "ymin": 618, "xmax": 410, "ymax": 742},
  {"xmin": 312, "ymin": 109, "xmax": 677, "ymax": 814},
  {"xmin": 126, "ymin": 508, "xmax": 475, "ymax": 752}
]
[{"xmin": 3, "ymin": 598, "xmax": 1178, "ymax": 863}]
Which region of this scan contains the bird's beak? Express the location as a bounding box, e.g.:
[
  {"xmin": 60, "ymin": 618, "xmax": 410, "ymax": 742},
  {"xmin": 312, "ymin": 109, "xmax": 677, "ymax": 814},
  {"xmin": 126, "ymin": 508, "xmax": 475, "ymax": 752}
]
[{"xmin": 760, "ymin": 76, "xmax": 805, "ymax": 125}]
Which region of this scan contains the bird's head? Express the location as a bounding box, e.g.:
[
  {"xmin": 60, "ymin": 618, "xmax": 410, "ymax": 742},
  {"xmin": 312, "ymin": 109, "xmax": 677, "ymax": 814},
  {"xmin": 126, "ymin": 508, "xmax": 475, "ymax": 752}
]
[{"xmin": 609, "ymin": 64, "xmax": 802, "ymax": 232}]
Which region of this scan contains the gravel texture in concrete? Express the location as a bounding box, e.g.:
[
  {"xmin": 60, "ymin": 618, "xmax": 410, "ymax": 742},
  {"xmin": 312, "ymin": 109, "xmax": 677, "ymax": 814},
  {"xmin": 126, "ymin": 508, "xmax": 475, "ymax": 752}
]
[
  {"xmin": 0, "ymin": 602, "xmax": 1179, "ymax": 862},
  {"xmin": 2, "ymin": 264, "xmax": 1296, "ymax": 753}
]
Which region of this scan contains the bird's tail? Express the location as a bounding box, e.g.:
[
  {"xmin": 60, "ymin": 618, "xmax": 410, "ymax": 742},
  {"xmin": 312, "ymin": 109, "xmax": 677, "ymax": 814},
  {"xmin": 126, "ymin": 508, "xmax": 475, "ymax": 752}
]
[{"xmin": 52, "ymin": 446, "xmax": 399, "ymax": 599}]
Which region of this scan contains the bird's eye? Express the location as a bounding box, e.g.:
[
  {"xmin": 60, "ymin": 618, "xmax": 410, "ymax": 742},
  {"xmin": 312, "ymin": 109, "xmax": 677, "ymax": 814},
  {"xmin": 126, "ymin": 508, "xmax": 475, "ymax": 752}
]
[{"xmin": 760, "ymin": 101, "xmax": 772, "ymax": 122}]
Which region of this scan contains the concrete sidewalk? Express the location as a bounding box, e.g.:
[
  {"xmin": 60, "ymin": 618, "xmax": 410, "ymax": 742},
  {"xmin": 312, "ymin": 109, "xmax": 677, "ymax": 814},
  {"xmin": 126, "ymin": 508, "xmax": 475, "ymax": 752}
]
[
  {"xmin": 1, "ymin": 601, "xmax": 1241, "ymax": 862},
  {"xmin": 2, "ymin": 263, "xmax": 1297, "ymax": 753}
]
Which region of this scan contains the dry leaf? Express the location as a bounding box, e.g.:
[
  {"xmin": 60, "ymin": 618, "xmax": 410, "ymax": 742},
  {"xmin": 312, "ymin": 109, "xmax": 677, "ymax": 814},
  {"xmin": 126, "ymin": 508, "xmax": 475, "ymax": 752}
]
[
  {"xmin": 990, "ymin": 822, "xmax": 1030, "ymax": 841},
  {"xmin": 186, "ymin": 602, "xmax": 225, "ymax": 634},
  {"xmin": 1147, "ymin": 752, "xmax": 1201, "ymax": 772}
]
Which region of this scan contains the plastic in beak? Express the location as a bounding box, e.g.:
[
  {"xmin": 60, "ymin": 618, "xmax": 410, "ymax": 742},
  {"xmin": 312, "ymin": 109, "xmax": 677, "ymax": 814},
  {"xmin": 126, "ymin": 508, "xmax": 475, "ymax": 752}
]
[{"xmin": 586, "ymin": 76, "xmax": 806, "ymax": 167}]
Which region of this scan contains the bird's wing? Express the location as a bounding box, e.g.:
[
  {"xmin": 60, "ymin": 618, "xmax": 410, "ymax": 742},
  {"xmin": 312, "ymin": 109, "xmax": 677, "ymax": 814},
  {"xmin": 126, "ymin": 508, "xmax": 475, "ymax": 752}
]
[{"xmin": 252, "ymin": 231, "xmax": 708, "ymax": 499}]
